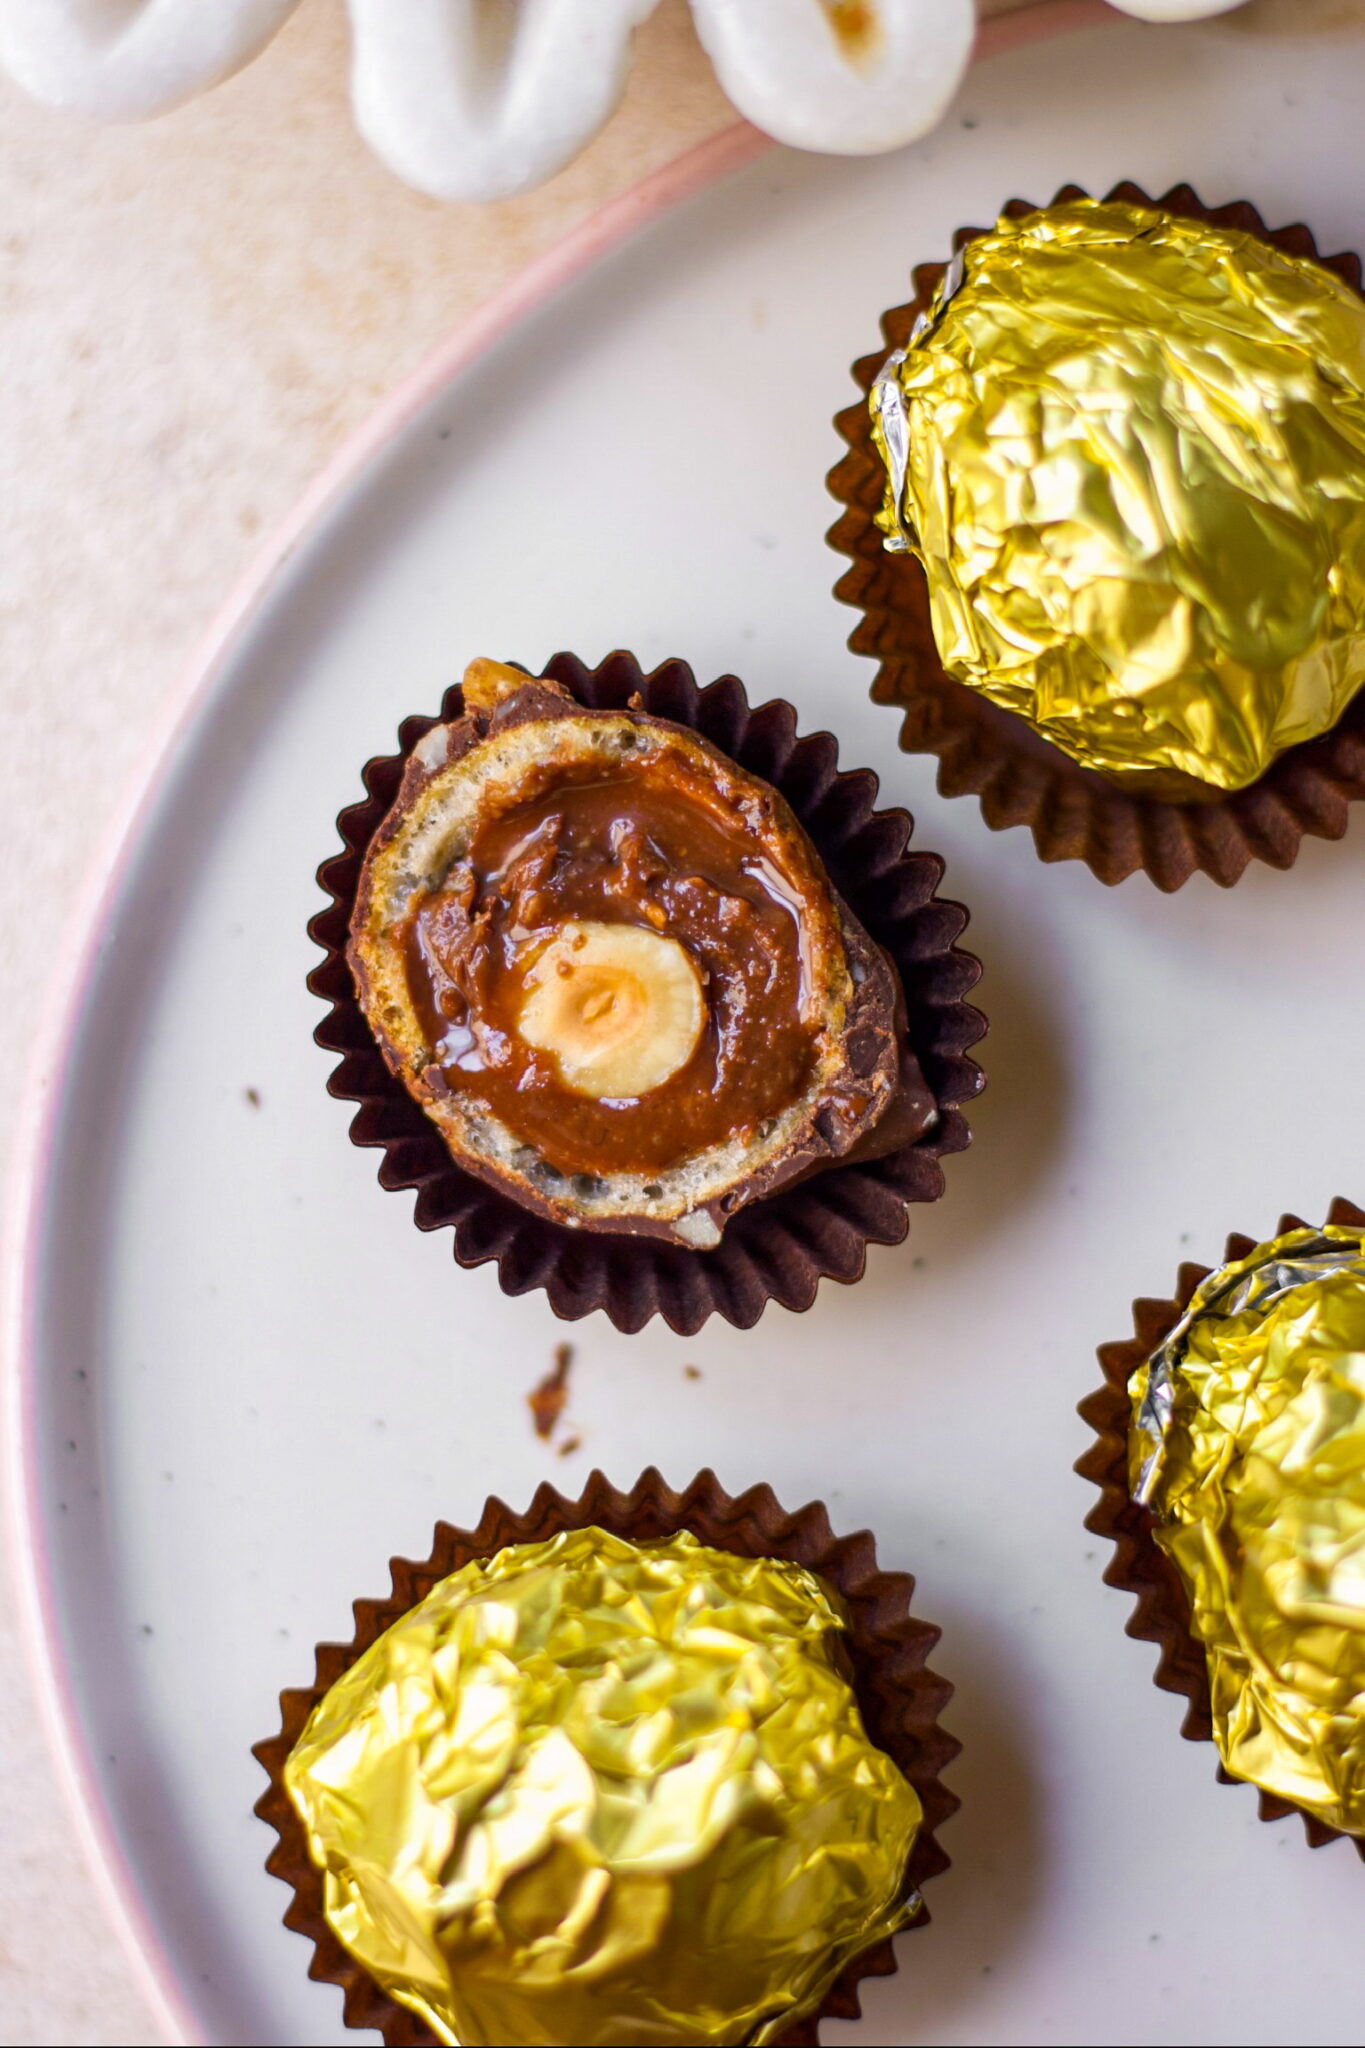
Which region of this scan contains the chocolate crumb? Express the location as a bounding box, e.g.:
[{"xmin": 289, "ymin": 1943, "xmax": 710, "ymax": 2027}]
[
  {"xmin": 684, "ymin": 1365, "xmax": 702, "ymax": 1381},
  {"xmin": 557, "ymin": 1435, "xmax": 582, "ymax": 1458},
  {"xmin": 529, "ymin": 1344, "xmax": 573, "ymax": 1440},
  {"xmin": 244, "ymin": 1087, "xmax": 262, "ymax": 1108}
]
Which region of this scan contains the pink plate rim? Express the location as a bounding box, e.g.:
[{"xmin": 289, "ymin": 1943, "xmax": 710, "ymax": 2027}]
[{"xmin": 3, "ymin": 4, "xmax": 1114, "ymax": 2042}]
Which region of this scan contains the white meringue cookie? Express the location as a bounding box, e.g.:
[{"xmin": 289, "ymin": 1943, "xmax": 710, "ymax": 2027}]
[
  {"xmin": 1108, "ymin": 0, "xmax": 1247, "ymax": 17},
  {"xmin": 348, "ymin": 0, "xmax": 662, "ymax": 203},
  {"xmin": 690, "ymin": 0, "xmax": 975, "ymax": 156},
  {"xmin": 0, "ymin": 0, "xmax": 300, "ymax": 118},
  {"xmin": 0, "ymin": 0, "xmax": 1256, "ymax": 194}
]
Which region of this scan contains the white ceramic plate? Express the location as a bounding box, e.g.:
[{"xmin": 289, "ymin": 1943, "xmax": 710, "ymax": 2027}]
[{"xmin": 14, "ymin": 8, "xmax": 1365, "ymax": 2045}]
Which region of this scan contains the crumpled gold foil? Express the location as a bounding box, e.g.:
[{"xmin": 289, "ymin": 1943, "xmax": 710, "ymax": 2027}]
[
  {"xmin": 284, "ymin": 1527, "xmax": 922, "ymax": 2046},
  {"xmin": 872, "ymin": 199, "xmax": 1365, "ymax": 794},
  {"xmin": 1130, "ymin": 1225, "xmax": 1365, "ymax": 1832}
]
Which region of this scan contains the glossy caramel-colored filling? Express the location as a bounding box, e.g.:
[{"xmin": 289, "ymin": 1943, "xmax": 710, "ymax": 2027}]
[{"xmin": 401, "ymin": 753, "xmax": 823, "ymax": 1178}]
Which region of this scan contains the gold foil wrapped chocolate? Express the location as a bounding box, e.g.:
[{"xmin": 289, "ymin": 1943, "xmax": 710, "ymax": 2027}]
[
  {"xmin": 872, "ymin": 200, "xmax": 1365, "ymax": 794},
  {"xmin": 284, "ymin": 1527, "xmax": 922, "ymax": 2046},
  {"xmin": 1131, "ymin": 1225, "xmax": 1365, "ymax": 1833}
]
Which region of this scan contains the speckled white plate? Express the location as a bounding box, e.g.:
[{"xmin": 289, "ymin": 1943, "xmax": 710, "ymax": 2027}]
[{"xmin": 13, "ymin": 7, "xmax": 1365, "ymax": 2046}]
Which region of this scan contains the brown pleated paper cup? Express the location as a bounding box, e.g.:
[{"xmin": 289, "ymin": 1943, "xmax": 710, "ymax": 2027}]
[
  {"xmin": 253, "ymin": 1466, "xmax": 961, "ymax": 2047},
  {"xmin": 308, "ymin": 651, "xmax": 985, "ymax": 1334},
  {"xmin": 828, "ymin": 180, "xmax": 1365, "ymax": 893},
  {"xmin": 1076, "ymin": 1195, "xmax": 1365, "ymax": 1855}
]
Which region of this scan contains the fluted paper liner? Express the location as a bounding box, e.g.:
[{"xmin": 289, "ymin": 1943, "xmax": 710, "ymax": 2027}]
[
  {"xmin": 254, "ymin": 1467, "xmax": 960, "ymax": 2047},
  {"xmin": 309, "ymin": 651, "xmax": 985, "ymax": 1333},
  {"xmin": 1077, "ymin": 1195, "xmax": 1365, "ymax": 1855},
  {"xmin": 828, "ymin": 181, "xmax": 1365, "ymax": 892}
]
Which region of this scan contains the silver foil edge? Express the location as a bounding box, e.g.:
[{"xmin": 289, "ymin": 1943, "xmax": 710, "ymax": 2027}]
[
  {"xmin": 872, "ymin": 243, "xmax": 968, "ymax": 556},
  {"xmin": 871, "ymin": 350, "xmax": 911, "ymax": 552},
  {"xmin": 1133, "ymin": 1232, "xmax": 1365, "ymax": 1506}
]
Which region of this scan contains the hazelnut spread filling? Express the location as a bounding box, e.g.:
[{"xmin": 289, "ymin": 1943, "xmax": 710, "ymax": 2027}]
[
  {"xmin": 401, "ymin": 754, "xmax": 826, "ymax": 1179},
  {"xmin": 349, "ymin": 659, "xmax": 934, "ymax": 1243}
]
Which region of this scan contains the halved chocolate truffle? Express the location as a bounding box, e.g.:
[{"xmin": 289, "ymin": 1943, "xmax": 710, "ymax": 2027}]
[
  {"xmin": 348, "ymin": 659, "xmax": 934, "ymax": 1249},
  {"xmin": 312, "ymin": 650, "xmax": 984, "ymax": 1332}
]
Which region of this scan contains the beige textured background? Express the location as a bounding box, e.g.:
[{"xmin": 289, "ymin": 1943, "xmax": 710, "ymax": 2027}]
[{"xmin": 0, "ymin": 0, "xmax": 1332, "ymax": 2042}]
